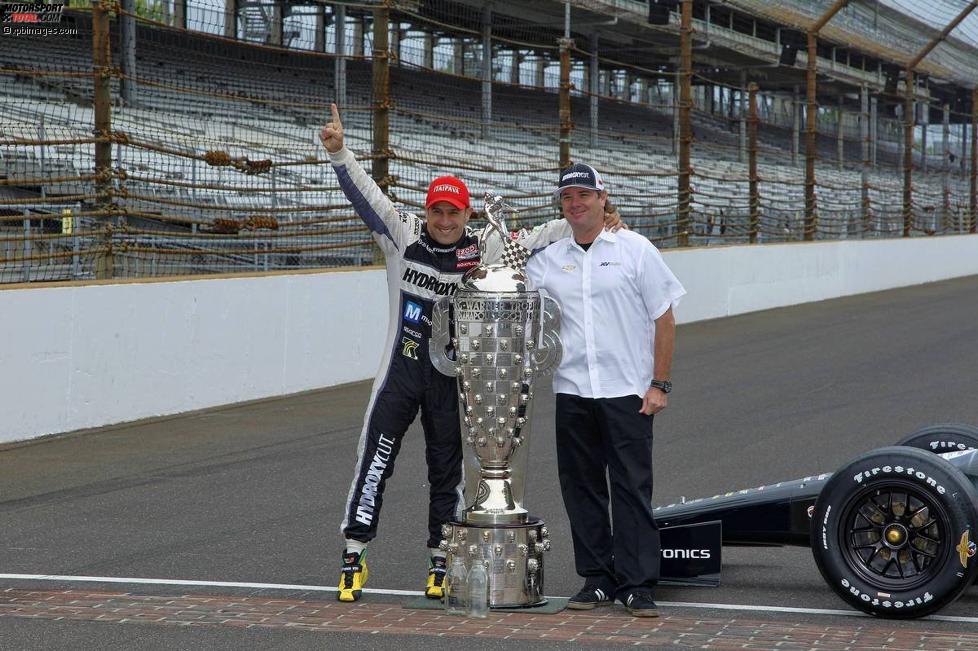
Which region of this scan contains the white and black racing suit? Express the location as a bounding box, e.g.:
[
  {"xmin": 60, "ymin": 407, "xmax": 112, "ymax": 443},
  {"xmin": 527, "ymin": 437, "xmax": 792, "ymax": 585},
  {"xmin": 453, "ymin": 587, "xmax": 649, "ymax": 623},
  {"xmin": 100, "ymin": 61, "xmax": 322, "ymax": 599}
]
[{"xmin": 329, "ymin": 146, "xmax": 572, "ymax": 548}]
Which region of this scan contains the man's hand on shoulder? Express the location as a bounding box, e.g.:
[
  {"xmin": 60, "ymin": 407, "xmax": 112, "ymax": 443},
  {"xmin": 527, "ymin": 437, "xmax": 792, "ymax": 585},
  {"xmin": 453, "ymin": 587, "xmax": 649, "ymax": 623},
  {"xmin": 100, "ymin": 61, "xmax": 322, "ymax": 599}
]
[
  {"xmin": 319, "ymin": 103, "xmax": 344, "ymax": 154},
  {"xmin": 603, "ymin": 208, "xmax": 629, "ymax": 232}
]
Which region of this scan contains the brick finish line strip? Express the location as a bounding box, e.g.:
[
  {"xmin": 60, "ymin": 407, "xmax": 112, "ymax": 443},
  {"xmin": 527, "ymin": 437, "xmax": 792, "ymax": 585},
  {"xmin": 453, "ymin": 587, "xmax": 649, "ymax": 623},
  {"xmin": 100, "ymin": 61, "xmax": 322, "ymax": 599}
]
[{"xmin": 2, "ymin": 589, "xmax": 977, "ymax": 649}]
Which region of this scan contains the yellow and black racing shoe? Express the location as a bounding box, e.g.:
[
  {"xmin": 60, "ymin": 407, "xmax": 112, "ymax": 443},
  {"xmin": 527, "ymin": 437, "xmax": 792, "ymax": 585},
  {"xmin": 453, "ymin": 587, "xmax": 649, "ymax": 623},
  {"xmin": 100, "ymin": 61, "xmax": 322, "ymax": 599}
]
[
  {"xmin": 337, "ymin": 550, "xmax": 368, "ymax": 602},
  {"xmin": 425, "ymin": 556, "xmax": 448, "ymax": 599}
]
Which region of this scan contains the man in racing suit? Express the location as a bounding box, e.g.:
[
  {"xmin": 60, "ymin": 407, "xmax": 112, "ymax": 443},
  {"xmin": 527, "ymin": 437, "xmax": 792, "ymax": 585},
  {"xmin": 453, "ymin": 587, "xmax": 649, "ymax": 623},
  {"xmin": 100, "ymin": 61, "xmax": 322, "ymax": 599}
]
[{"xmin": 320, "ymin": 104, "xmax": 620, "ymax": 602}]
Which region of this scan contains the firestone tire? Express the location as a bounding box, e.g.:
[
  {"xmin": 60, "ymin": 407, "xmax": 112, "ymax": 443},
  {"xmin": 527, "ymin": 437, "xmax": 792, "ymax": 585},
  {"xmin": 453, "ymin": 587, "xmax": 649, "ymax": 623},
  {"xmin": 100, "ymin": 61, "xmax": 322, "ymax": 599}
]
[
  {"xmin": 811, "ymin": 446, "xmax": 978, "ymax": 618},
  {"xmin": 897, "ymin": 423, "xmax": 978, "ymax": 454}
]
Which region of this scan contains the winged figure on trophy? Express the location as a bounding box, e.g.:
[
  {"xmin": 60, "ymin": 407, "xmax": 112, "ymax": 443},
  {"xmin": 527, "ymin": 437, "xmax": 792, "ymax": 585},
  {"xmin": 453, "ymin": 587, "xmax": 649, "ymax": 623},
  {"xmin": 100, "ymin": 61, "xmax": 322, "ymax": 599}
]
[{"xmin": 429, "ymin": 192, "xmax": 562, "ymax": 607}]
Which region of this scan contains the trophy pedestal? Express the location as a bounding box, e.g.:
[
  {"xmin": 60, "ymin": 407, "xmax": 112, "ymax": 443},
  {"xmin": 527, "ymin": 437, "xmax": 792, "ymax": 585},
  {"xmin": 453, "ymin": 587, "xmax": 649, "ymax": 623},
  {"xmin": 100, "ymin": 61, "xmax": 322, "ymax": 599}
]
[
  {"xmin": 464, "ymin": 476, "xmax": 528, "ymax": 525},
  {"xmin": 442, "ymin": 519, "xmax": 551, "ymax": 608}
]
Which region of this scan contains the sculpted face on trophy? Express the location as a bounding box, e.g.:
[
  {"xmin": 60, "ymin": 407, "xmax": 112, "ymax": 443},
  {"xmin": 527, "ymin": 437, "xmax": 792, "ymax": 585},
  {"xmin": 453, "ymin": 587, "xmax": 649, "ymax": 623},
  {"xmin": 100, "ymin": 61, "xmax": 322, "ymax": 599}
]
[{"xmin": 428, "ymin": 192, "xmax": 562, "ymax": 607}]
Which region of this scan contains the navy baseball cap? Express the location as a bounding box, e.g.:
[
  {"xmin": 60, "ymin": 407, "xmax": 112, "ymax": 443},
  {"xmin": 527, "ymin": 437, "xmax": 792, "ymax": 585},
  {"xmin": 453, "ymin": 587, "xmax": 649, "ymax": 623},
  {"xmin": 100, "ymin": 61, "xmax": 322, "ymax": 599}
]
[{"xmin": 555, "ymin": 163, "xmax": 605, "ymax": 195}]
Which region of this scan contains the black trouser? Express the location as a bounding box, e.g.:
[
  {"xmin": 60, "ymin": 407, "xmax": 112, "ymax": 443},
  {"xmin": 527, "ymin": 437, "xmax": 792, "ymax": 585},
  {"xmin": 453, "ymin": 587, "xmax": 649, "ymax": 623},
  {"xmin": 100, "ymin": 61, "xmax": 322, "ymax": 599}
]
[
  {"xmin": 555, "ymin": 393, "xmax": 659, "ymax": 598},
  {"xmin": 342, "ymin": 354, "xmax": 463, "ymax": 549}
]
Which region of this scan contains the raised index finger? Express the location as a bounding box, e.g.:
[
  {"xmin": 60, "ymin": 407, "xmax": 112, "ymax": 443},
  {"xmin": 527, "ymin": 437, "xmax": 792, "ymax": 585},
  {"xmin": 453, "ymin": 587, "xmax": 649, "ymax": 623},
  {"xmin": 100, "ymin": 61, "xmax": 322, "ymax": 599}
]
[{"xmin": 330, "ymin": 103, "xmax": 341, "ymax": 126}]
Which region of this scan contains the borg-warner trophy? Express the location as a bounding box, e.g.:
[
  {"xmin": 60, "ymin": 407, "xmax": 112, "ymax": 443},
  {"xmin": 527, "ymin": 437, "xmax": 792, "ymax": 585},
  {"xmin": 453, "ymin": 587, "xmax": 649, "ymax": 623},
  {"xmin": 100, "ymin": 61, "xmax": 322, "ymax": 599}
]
[{"xmin": 429, "ymin": 193, "xmax": 562, "ymax": 608}]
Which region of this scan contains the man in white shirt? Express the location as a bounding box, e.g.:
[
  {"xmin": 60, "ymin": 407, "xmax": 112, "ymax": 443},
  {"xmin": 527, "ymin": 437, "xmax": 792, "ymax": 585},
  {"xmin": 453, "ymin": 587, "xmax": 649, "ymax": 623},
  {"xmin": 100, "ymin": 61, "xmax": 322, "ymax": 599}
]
[{"xmin": 526, "ymin": 163, "xmax": 685, "ymax": 617}]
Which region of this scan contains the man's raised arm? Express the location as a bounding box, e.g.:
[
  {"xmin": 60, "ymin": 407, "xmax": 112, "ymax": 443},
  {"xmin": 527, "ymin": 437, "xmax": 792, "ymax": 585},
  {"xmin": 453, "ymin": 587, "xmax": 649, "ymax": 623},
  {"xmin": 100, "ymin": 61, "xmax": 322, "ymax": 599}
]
[{"xmin": 321, "ymin": 103, "xmax": 415, "ymax": 247}]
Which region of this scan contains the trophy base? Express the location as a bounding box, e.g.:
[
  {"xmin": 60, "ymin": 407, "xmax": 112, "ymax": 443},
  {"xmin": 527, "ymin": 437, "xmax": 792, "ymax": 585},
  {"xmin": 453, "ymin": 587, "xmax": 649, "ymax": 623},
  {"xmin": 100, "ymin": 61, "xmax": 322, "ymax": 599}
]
[{"xmin": 442, "ymin": 518, "xmax": 550, "ymax": 608}]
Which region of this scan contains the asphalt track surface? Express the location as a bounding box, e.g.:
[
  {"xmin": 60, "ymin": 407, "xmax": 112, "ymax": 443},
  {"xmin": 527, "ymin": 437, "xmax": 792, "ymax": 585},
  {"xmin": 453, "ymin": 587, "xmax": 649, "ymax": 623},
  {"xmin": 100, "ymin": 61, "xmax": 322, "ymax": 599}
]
[{"xmin": 2, "ymin": 274, "xmax": 978, "ymax": 649}]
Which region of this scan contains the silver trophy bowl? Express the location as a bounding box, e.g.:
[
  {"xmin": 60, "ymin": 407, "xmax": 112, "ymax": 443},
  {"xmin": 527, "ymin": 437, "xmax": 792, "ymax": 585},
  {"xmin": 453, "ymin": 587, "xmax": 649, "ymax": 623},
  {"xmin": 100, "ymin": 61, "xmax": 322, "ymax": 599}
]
[{"xmin": 430, "ymin": 193, "xmax": 561, "ymax": 608}]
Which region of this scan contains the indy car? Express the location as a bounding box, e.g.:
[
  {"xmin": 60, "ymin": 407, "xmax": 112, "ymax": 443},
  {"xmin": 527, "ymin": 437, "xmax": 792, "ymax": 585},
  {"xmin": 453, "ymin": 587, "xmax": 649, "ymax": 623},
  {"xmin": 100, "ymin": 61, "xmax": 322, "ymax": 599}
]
[{"xmin": 653, "ymin": 423, "xmax": 978, "ymax": 619}]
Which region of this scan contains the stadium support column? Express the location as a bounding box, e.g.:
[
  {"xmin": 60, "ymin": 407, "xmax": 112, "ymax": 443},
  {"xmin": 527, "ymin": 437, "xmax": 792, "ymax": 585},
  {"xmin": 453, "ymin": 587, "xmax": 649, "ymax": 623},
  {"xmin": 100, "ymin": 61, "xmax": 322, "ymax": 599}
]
[
  {"xmin": 335, "ymin": 5, "xmax": 347, "ymax": 107},
  {"xmin": 391, "ymin": 21, "xmax": 401, "ymax": 67},
  {"xmin": 174, "ymin": 0, "xmax": 186, "ymax": 29},
  {"xmin": 558, "ymin": 36, "xmax": 573, "ymax": 170},
  {"xmin": 455, "ymin": 39, "xmax": 466, "ymax": 76},
  {"xmin": 93, "ymin": 0, "xmax": 114, "ymax": 279},
  {"xmin": 860, "ymin": 85, "xmax": 870, "ymax": 233},
  {"xmin": 224, "ymin": 0, "xmax": 237, "ymax": 39},
  {"xmin": 556, "ymin": 1, "xmax": 574, "ymax": 169},
  {"xmin": 870, "ymin": 94, "xmax": 878, "ymax": 167},
  {"xmin": 921, "ymin": 97, "xmax": 929, "ymax": 173},
  {"xmin": 510, "ymin": 50, "xmax": 521, "ymax": 84},
  {"xmin": 961, "ymin": 116, "xmax": 968, "ymax": 174},
  {"xmin": 803, "ymin": 0, "xmax": 848, "ymax": 241},
  {"xmin": 897, "ymin": 109, "xmax": 904, "ymax": 161},
  {"xmin": 792, "ymin": 85, "xmax": 799, "ymax": 166},
  {"xmin": 372, "ymin": 5, "xmax": 390, "ymax": 196},
  {"xmin": 424, "ymin": 33, "xmax": 435, "ymax": 70},
  {"xmin": 739, "ymin": 71, "xmax": 747, "ymax": 164},
  {"xmin": 804, "ymin": 30, "xmax": 817, "ymax": 241},
  {"xmin": 971, "ymin": 88, "xmax": 977, "ymax": 233},
  {"xmin": 590, "ymin": 32, "xmax": 598, "ymax": 148},
  {"xmin": 270, "ymin": 1, "xmax": 282, "ymax": 46},
  {"xmin": 354, "ymin": 17, "xmax": 364, "ymax": 57},
  {"xmin": 120, "ymin": 0, "xmax": 136, "ymax": 107},
  {"xmin": 902, "ymin": 67, "xmax": 914, "ymax": 237},
  {"xmin": 942, "ymin": 103, "xmax": 950, "ymax": 230},
  {"xmin": 314, "ymin": 5, "xmax": 325, "ymax": 53},
  {"xmin": 481, "ymin": 3, "xmax": 492, "ymax": 139},
  {"xmin": 672, "ymin": 77, "xmax": 679, "ymax": 156},
  {"xmin": 677, "ymin": 0, "xmax": 692, "ymax": 247},
  {"xmin": 748, "ymin": 83, "xmax": 759, "ymax": 244},
  {"xmin": 836, "ymin": 96, "xmax": 844, "ymax": 171}
]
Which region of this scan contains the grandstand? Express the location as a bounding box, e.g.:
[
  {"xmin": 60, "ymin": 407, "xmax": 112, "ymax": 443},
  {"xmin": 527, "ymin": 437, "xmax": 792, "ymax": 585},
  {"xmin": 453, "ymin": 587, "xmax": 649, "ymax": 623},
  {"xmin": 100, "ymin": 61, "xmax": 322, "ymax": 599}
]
[{"xmin": 1, "ymin": 0, "xmax": 975, "ymax": 282}]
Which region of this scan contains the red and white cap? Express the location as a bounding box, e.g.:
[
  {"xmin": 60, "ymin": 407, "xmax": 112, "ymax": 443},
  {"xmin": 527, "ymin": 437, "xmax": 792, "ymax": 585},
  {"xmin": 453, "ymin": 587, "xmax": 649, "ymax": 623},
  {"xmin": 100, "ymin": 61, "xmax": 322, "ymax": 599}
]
[{"xmin": 426, "ymin": 176, "xmax": 470, "ymax": 209}]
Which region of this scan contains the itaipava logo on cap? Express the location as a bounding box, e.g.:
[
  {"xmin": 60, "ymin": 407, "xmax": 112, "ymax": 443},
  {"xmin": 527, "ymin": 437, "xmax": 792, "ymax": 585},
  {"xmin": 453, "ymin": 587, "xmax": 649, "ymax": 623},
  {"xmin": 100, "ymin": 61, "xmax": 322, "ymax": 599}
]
[{"xmin": 426, "ymin": 175, "xmax": 470, "ymax": 208}]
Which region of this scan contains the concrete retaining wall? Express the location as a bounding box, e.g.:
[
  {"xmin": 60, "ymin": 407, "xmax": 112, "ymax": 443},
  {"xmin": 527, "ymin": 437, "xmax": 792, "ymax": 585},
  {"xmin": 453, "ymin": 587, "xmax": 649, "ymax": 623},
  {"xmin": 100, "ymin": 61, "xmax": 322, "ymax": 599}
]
[{"xmin": 2, "ymin": 234, "xmax": 976, "ymax": 444}]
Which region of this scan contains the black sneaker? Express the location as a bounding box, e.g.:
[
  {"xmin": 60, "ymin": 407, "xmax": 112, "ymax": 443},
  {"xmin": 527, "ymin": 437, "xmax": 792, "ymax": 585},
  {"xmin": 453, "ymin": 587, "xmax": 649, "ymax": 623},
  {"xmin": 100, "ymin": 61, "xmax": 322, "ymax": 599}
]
[
  {"xmin": 622, "ymin": 591, "xmax": 659, "ymax": 617},
  {"xmin": 567, "ymin": 584, "xmax": 613, "ymax": 610}
]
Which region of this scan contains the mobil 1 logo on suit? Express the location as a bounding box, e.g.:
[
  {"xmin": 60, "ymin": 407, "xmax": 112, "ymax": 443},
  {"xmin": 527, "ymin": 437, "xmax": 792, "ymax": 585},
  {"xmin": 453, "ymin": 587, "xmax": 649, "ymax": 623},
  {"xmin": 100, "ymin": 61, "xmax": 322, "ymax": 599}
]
[{"xmin": 404, "ymin": 300, "xmax": 422, "ymax": 324}]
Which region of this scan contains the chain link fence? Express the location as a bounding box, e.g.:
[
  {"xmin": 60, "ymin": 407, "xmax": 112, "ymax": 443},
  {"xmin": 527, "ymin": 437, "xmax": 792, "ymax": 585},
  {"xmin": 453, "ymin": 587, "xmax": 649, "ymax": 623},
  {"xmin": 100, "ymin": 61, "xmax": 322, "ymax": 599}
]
[{"xmin": 1, "ymin": 0, "xmax": 975, "ymax": 283}]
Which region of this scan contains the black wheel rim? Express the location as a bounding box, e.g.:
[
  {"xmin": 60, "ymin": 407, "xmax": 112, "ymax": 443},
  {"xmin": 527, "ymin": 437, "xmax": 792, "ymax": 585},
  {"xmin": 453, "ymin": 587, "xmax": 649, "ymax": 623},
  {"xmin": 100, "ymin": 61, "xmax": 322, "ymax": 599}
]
[{"xmin": 840, "ymin": 480, "xmax": 950, "ymax": 591}]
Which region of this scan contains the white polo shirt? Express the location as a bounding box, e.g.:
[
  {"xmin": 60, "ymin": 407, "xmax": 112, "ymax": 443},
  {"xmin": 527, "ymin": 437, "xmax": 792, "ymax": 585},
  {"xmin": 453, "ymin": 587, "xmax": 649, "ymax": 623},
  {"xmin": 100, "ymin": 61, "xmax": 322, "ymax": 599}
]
[{"xmin": 526, "ymin": 229, "xmax": 685, "ymax": 399}]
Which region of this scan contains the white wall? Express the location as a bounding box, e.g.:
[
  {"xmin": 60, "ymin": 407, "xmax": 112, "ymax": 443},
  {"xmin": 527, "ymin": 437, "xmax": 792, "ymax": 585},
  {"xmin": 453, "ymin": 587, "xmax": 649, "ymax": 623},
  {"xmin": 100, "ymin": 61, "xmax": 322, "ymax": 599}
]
[
  {"xmin": 0, "ymin": 270, "xmax": 388, "ymax": 445},
  {"xmin": 664, "ymin": 235, "xmax": 978, "ymax": 323},
  {"xmin": 2, "ymin": 234, "xmax": 976, "ymax": 445}
]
